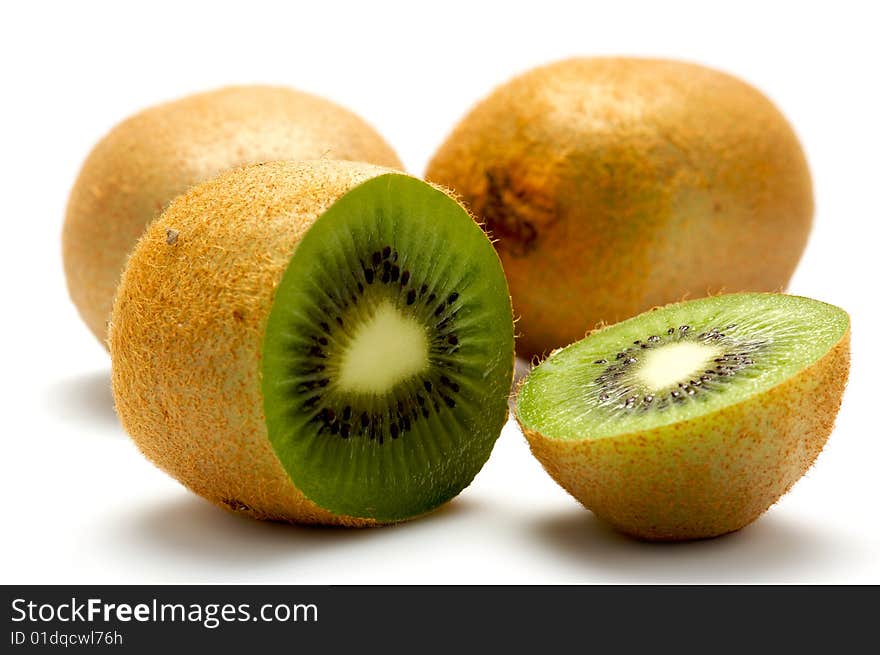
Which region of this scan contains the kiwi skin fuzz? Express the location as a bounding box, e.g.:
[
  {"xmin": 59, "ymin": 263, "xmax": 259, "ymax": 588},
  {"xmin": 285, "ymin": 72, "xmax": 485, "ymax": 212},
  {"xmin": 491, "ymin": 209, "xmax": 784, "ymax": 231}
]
[
  {"xmin": 65, "ymin": 85, "xmax": 403, "ymax": 348},
  {"xmin": 516, "ymin": 328, "xmax": 850, "ymax": 541},
  {"xmin": 110, "ymin": 160, "xmax": 402, "ymax": 527},
  {"xmin": 426, "ymin": 58, "xmax": 814, "ymax": 359}
]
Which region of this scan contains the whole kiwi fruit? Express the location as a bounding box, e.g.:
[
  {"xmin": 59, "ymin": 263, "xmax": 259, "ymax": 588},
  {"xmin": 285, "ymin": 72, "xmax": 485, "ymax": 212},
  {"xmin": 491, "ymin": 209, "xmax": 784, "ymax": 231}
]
[
  {"xmin": 64, "ymin": 85, "xmax": 402, "ymax": 346},
  {"xmin": 426, "ymin": 58, "xmax": 814, "ymax": 358}
]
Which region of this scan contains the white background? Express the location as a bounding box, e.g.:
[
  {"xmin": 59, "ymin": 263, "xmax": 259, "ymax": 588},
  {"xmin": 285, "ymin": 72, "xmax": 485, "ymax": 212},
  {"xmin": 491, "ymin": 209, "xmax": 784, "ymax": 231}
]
[{"xmin": 2, "ymin": 1, "xmax": 878, "ymax": 584}]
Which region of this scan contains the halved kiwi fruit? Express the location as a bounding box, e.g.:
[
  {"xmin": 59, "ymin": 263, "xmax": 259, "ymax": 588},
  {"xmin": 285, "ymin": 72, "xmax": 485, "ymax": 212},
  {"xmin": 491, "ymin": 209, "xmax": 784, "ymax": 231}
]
[
  {"xmin": 515, "ymin": 293, "xmax": 849, "ymax": 541},
  {"xmin": 110, "ymin": 160, "xmax": 514, "ymax": 525}
]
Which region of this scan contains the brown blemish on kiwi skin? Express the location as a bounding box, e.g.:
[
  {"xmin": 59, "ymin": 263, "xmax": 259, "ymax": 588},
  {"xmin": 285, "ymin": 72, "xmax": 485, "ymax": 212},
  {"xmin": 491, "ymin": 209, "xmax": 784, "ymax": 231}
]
[
  {"xmin": 221, "ymin": 498, "xmax": 251, "ymax": 512},
  {"xmin": 479, "ymin": 169, "xmax": 559, "ymax": 256}
]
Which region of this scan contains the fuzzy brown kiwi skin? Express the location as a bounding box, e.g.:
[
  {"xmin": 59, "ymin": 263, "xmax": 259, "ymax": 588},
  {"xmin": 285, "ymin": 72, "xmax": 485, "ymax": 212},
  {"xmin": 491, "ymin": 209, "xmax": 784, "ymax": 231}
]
[
  {"xmin": 109, "ymin": 161, "xmax": 397, "ymax": 527},
  {"xmin": 516, "ymin": 329, "xmax": 850, "ymax": 541},
  {"xmin": 64, "ymin": 85, "xmax": 403, "ymax": 348},
  {"xmin": 110, "ymin": 160, "xmax": 507, "ymax": 527},
  {"xmin": 426, "ymin": 58, "xmax": 814, "ymax": 359}
]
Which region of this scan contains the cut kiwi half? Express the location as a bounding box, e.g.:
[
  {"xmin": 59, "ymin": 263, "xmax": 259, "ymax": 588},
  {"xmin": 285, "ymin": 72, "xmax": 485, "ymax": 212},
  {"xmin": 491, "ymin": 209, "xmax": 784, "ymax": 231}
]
[
  {"xmin": 110, "ymin": 160, "xmax": 514, "ymax": 525},
  {"xmin": 515, "ymin": 293, "xmax": 850, "ymax": 541}
]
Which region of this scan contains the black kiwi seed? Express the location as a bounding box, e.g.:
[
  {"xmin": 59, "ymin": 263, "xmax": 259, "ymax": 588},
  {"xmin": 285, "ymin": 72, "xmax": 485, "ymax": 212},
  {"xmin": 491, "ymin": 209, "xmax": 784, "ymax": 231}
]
[
  {"xmin": 364, "ymin": 268, "xmax": 375, "ymax": 284},
  {"xmin": 407, "ymin": 289, "xmax": 416, "ymax": 305},
  {"xmin": 382, "ymin": 245, "xmax": 391, "ymax": 259},
  {"xmin": 401, "ymin": 270, "xmax": 410, "ymax": 285},
  {"xmin": 372, "ymin": 251, "xmax": 381, "ymax": 266},
  {"xmin": 441, "ymin": 376, "xmax": 460, "ymax": 392}
]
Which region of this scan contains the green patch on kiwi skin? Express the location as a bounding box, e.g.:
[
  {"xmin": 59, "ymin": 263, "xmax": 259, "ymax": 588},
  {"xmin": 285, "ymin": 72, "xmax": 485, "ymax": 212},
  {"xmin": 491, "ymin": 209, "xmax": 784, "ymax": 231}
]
[
  {"xmin": 262, "ymin": 174, "xmax": 514, "ymax": 522},
  {"xmin": 517, "ymin": 293, "xmax": 850, "ymax": 441}
]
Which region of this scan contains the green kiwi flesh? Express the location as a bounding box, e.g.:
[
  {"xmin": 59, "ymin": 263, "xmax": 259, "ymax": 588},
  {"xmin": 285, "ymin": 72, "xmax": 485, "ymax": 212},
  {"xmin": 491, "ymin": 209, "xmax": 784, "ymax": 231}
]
[
  {"xmin": 518, "ymin": 294, "xmax": 847, "ymax": 438},
  {"xmin": 262, "ymin": 175, "xmax": 514, "ymax": 521}
]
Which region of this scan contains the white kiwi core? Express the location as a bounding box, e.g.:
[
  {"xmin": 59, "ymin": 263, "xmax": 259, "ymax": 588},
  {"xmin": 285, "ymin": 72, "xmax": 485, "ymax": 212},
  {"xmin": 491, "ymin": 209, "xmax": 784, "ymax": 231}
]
[
  {"xmin": 336, "ymin": 300, "xmax": 429, "ymax": 393},
  {"xmin": 636, "ymin": 341, "xmax": 721, "ymax": 390}
]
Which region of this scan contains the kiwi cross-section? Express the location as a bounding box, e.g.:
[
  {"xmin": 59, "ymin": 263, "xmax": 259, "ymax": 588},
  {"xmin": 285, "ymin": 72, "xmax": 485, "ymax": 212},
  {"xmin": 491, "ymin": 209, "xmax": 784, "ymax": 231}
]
[
  {"xmin": 515, "ymin": 293, "xmax": 850, "ymax": 541},
  {"xmin": 110, "ymin": 160, "xmax": 514, "ymax": 525},
  {"xmin": 262, "ymin": 172, "xmax": 514, "ymax": 520}
]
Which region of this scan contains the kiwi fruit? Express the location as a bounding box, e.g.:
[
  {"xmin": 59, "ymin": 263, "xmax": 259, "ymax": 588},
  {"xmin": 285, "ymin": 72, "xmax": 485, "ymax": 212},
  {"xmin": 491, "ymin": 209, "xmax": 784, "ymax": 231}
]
[
  {"xmin": 110, "ymin": 160, "xmax": 514, "ymax": 525},
  {"xmin": 515, "ymin": 293, "xmax": 849, "ymax": 541},
  {"xmin": 64, "ymin": 85, "xmax": 402, "ymax": 347},
  {"xmin": 426, "ymin": 58, "xmax": 814, "ymax": 358}
]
